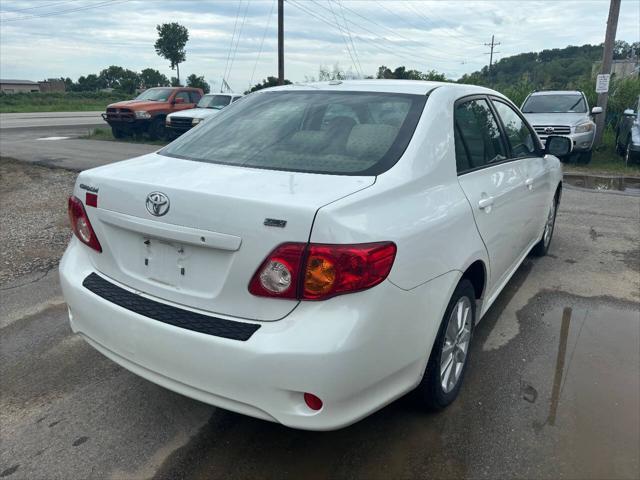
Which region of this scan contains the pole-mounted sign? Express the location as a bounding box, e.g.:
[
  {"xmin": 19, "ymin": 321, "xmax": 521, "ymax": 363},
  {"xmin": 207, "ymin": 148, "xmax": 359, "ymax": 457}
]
[{"xmin": 595, "ymin": 74, "xmax": 611, "ymax": 94}]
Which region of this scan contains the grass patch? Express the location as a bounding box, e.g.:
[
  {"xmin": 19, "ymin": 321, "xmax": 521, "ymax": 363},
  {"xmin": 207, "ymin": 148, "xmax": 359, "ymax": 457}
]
[
  {"xmin": 84, "ymin": 127, "xmax": 168, "ymax": 146},
  {"xmin": 563, "ymin": 127, "xmax": 640, "ymax": 177},
  {"xmin": 0, "ymin": 91, "xmax": 128, "ymax": 113}
]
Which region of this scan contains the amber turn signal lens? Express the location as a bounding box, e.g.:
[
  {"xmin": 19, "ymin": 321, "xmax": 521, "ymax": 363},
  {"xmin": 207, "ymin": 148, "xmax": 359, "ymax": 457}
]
[{"xmin": 304, "ymin": 255, "xmax": 336, "ymax": 294}]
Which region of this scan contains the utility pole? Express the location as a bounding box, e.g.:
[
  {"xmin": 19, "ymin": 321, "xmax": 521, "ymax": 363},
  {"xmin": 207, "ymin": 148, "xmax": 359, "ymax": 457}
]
[
  {"xmin": 278, "ymin": 0, "xmax": 284, "ymax": 85},
  {"xmin": 594, "ymin": 0, "xmax": 621, "ymax": 146},
  {"xmin": 484, "ymin": 35, "xmax": 501, "ymax": 74}
]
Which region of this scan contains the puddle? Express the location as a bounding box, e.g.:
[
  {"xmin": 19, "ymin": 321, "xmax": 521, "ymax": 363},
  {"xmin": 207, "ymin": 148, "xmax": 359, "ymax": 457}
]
[
  {"xmin": 564, "ymin": 173, "xmax": 640, "ymax": 195},
  {"xmin": 36, "ymin": 137, "xmax": 70, "ymax": 141}
]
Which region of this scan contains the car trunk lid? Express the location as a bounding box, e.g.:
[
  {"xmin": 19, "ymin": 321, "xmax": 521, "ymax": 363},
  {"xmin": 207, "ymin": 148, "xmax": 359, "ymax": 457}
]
[{"xmin": 76, "ymin": 153, "xmax": 374, "ymax": 321}]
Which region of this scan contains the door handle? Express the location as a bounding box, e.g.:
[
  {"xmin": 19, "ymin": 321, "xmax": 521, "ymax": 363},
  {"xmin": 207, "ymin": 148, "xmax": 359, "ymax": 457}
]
[
  {"xmin": 478, "ymin": 196, "xmax": 494, "ymax": 209},
  {"xmin": 525, "ymin": 178, "xmax": 534, "ymax": 190}
]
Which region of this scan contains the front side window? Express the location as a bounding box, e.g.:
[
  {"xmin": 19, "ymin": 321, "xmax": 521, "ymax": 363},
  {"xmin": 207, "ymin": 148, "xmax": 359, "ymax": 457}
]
[
  {"xmin": 492, "ymin": 100, "xmax": 537, "ymax": 158},
  {"xmin": 521, "ymin": 94, "xmax": 587, "ymax": 113},
  {"xmin": 454, "ymin": 98, "xmax": 507, "ymax": 173},
  {"xmin": 161, "ymin": 91, "xmax": 427, "ymax": 175},
  {"xmin": 175, "ymin": 91, "xmax": 190, "ymax": 103}
]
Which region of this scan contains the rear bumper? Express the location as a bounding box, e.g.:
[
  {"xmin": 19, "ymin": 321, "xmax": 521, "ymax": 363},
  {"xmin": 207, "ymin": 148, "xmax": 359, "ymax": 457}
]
[{"xmin": 59, "ymin": 238, "xmax": 459, "ymax": 430}]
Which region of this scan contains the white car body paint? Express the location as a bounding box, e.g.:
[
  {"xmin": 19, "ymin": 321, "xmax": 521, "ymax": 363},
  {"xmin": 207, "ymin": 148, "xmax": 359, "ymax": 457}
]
[{"xmin": 60, "ymin": 80, "xmax": 562, "ymax": 430}]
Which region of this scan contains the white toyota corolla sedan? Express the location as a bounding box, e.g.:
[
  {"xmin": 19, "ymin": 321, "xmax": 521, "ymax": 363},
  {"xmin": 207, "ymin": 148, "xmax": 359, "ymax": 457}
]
[{"xmin": 60, "ymin": 80, "xmax": 569, "ymax": 430}]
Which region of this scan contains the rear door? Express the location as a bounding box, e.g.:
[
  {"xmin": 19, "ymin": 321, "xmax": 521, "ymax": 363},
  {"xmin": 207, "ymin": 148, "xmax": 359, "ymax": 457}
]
[
  {"xmin": 490, "ymin": 98, "xmax": 550, "ymax": 248},
  {"xmin": 454, "ymin": 96, "xmax": 528, "ymax": 293},
  {"xmin": 173, "ymin": 90, "xmax": 195, "ymax": 111}
]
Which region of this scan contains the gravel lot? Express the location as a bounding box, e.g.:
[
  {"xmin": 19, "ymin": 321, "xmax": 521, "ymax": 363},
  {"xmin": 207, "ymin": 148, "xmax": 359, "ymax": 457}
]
[{"xmin": 0, "ymin": 158, "xmax": 76, "ymax": 286}]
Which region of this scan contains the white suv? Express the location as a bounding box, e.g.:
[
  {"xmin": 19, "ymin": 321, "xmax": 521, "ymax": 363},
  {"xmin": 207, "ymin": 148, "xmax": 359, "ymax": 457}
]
[
  {"xmin": 521, "ymin": 90, "xmax": 602, "ymax": 163},
  {"xmin": 60, "ymin": 80, "xmax": 568, "ymax": 430}
]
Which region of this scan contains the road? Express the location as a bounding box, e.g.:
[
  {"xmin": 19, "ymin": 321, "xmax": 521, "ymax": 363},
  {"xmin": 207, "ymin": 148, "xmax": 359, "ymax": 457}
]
[
  {"xmin": 0, "ymin": 112, "xmax": 156, "ymax": 171},
  {"xmin": 0, "ymin": 122, "xmax": 639, "ymax": 479},
  {"xmin": 0, "ymin": 111, "xmax": 105, "ymax": 130}
]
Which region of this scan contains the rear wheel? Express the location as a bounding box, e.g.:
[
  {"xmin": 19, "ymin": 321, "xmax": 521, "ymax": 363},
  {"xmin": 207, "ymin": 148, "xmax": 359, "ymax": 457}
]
[
  {"xmin": 415, "ymin": 279, "xmax": 475, "ymax": 410},
  {"xmin": 111, "ymin": 127, "xmax": 128, "ymax": 139},
  {"xmin": 532, "ymin": 194, "xmax": 557, "ymax": 257},
  {"xmin": 147, "ymin": 117, "xmax": 166, "ymax": 140},
  {"xmin": 577, "ymin": 150, "xmax": 592, "ymax": 164}
]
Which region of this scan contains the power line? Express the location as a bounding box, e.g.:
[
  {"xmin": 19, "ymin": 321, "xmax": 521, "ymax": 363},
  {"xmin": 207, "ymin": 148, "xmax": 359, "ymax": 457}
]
[
  {"xmin": 226, "ymin": 0, "xmax": 250, "ymax": 85},
  {"xmin": 222, "ymin": 0, "xmax": 243, "ymax": 88},
  {"xmin": 0, "ymin": 0, "xmax": 129, "ymax": 22},
  {"xmin": 337, "ymin": 0, "xmax": 363, "ymax": 76},
  {"xmin": 307, "ymin": 0, "xmax": 465, "ymax": 64},
  {"xmin": 249, "ymin": 0, "xmax": 277, "ymax": 88},
  {"xmin": 286, "ymin": 0, "xmax": 455, "ymax": 74},
  {"xmin": 0, "ymin": 0, "xmax": 79, "ymax": 14},
  {"xmin": 327, "ymin": 0, "xmax": 360, "ymax": 77},
  {"xmin": 401, "ymin": 1, "xmax": 483, "ymax": 48}
]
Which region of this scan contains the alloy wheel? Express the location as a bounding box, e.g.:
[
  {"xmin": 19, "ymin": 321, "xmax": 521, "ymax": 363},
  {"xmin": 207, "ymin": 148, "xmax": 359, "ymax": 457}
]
[
  {"xmin": 440, "ymin": 296, "xmax": 472, "ymax": 393},
  {"xmin": 543, "ymin": 197, "xmax": 557, "ymax": 248}
]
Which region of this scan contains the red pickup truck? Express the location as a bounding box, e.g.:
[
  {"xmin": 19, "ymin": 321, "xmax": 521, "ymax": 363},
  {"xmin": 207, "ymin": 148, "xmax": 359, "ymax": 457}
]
[{"xmin": 102, "ymin": 87, "xmax": 203, "ymax": 139}]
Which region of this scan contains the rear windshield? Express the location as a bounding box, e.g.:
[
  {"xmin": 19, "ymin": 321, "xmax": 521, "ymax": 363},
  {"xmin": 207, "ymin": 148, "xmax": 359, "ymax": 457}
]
[
  {"xmin": 521, "ymin": 94, "xmax": 587, "ymax": 113},
  {"xmin": 160, "ymin": 90, "xmax": 427, "ymax": 175}
]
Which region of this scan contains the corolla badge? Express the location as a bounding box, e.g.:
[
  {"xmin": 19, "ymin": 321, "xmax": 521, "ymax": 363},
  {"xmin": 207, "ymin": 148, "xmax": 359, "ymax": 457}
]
[{"xmin": 146, "ymin": 192, "xmax": 170, "ymax": 217}]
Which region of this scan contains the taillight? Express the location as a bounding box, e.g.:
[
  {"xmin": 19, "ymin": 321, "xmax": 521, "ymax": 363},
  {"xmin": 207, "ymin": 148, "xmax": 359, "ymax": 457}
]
[
  {"xmin": 249, "ymin": 242, "xmax": 396, "ymax": 301},
  {"xmin": 68, "ymin": 196, "xmax": 102, "ymax": 252}
]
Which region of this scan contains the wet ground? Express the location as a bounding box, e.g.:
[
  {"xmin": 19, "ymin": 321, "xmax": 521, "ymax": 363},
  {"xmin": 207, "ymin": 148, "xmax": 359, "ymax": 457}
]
[
  {"xmin": 1, "ymin": 162, "xmax": 639, "ymax": 479},
  {"xmin": 564, "ymin": 173, "xmax": 640, "ymax": 195}
]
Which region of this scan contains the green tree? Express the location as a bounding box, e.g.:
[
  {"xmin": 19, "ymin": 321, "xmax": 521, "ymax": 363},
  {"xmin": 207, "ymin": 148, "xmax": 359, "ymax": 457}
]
[
  {"xmin": 170, "ymin": 77, "xmax": 181, "ymax": 87},
  {"xmin": 76, "ymin": 73, "xmax": 105, "ymax": 92},
  {"xmin": 140, "ymin": 68, "xmax": 169, "ymax": 88},
  {"xmin": 186, "ymin": 74, "xmax": 210, "ymax": 93},
  {"xmin": 99, "ymin": 66, "xmax": 126, "ymax": 89},
  {"xmin": 376, "ymin": 65, "xmax": 448, "ymax": 81},
  {"xmin": 245, "ymin": 76, "xmax": 292, "ymax": 94},
  {"xmin": 98, "ymin": 66, "xmax": 139, "ymax": 93},
  {"xmin": 154, "ymin": 23, "xmax": 189, "ymax": 85}
]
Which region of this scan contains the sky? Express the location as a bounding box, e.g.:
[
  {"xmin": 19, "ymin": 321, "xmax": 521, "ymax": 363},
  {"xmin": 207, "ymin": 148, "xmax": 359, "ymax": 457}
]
[{"xmin": 0, "ymin": 0, "xmax": 638, "ymax": 92}]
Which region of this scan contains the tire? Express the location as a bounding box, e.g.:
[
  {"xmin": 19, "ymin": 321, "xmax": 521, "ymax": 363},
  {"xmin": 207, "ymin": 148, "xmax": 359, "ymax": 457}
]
[
  {"xmin": 147, "ymin": 117, "xmax": 166, "ymax": 140},
  {"xmin": 577, "ymin": 150, "xmax": 592, "ymax": 164},
  {"xmin": 531, "ymin": 193, "xmax": 558, "ymax": 257},
  {"xmin": 415, "ymin": 279, "xmax": 476, "ymax": 410},
  {"xmin": 111, "ymin": 127, "xmax": 128, "ymax": 139}
]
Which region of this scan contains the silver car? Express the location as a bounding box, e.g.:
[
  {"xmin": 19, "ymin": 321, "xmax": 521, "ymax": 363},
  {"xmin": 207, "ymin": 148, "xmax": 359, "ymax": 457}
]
[{"xmin": 521, "ymin": 90, "xmax": 602, "ymax": 163}]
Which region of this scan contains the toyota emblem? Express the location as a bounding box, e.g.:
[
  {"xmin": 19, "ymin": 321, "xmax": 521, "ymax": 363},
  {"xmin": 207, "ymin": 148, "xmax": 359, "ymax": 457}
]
[
  {"xmin": 146, "ymin": 192, "xmax": 170, "ymax": 217},
  {"xmin": 544, "ymin": 127, "xmax": 555, "ymax": 134}
]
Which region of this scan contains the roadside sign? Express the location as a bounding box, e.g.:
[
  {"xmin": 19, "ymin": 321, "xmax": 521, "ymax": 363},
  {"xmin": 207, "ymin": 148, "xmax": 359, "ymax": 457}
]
[{"xmin": 595, "ymin": 74, "xmax": 610, "ymax": 93}]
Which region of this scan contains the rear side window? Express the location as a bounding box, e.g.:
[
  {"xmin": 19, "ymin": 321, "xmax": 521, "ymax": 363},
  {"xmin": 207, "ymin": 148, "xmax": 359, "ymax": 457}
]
[
  {"xmin": 491, "ymin": 100, "xmax": 537, "ymax": 158},
  {"xmin": 454, "ymin": 98, "xmax": 507, "ymax": 173},
  {"xmin": 189, "ymin": 91, "xmax": 202, "ymax": 103},
  {"xmin": 175, "ymin": 91, "xmax": 190, "ymax": 103},
  {"xmin": 160, "ymin": 91, "xmax": 427, "ymax": 175}
]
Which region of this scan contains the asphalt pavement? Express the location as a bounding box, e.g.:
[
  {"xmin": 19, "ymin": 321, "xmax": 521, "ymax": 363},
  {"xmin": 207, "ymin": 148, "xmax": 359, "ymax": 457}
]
[
  {"xmin": 0, "ymin": 113, "xmax": 156, "ymax": 170},
  {"xmin": 0, "ymin": 121, "xmax": 639, "ymax": 479}
]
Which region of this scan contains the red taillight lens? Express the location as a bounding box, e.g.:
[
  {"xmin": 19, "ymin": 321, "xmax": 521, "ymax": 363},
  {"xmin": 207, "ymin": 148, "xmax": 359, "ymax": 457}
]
[
  {"xmin": 303, "ymin": 243, "xmax": 397, "ymax": 300},
  {"xmin": 249, "ymin": 242, "xmax": 396, "ymax": 301},
  {"xmin": 68, "ymin": 195, "xmax": 102, "ymax": 252},
  {"xmin": 304, "ymin": 393, "xmax": 323, "ymax": 411}
]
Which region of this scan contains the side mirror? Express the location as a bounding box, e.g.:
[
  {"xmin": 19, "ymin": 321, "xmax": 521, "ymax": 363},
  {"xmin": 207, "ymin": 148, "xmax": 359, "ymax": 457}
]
[
  {"xmin": 623, "ymin": 109, "xmax": 636, "ymax": 116},
  {"xmin": 174, "ymin": 97, "xmax": 185, "ymax": 104},
  {"xmin": 545, "ymin": 135, "xmax": 572, "ymax": 157},
  {"xmin": 591, "ymin": 106, "xmax": 603, "ymax": 115}
]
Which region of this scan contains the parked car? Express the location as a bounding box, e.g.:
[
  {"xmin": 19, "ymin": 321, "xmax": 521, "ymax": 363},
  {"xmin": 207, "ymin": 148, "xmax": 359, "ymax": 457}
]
[
  {"xmin": 61, "ymin": 80, "xmax": 568, "ymax": 430},
  {"xmin": 615, "ymin": 96, "xmax": 640, "ymax": 164},
  {"xmin": 166, "ymin": 93, "xmax": 243, "ymax": 136},
  {"xmin": 102, "ymin": 87, "xmax": 203, "ymax": 140},
  {"xmin": 521, "ymin": 90, "xmax": 602, "ymax": 163}
]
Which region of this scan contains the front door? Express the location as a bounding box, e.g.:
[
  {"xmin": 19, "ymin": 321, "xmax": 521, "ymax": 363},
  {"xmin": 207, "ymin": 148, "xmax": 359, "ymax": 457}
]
[
  {"xmin": 454, "ymin": 96, "xmax": 528, "ymax": 295},
  {"xmin": 490, "ymin": 98, "xmax": 551, "ymax": 249}
]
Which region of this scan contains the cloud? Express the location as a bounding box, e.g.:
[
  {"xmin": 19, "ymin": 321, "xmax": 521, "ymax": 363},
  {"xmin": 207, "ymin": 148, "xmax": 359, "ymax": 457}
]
[{"xmin": 0, "ymin": 0, "xmax": 638, "ymax": 89}]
